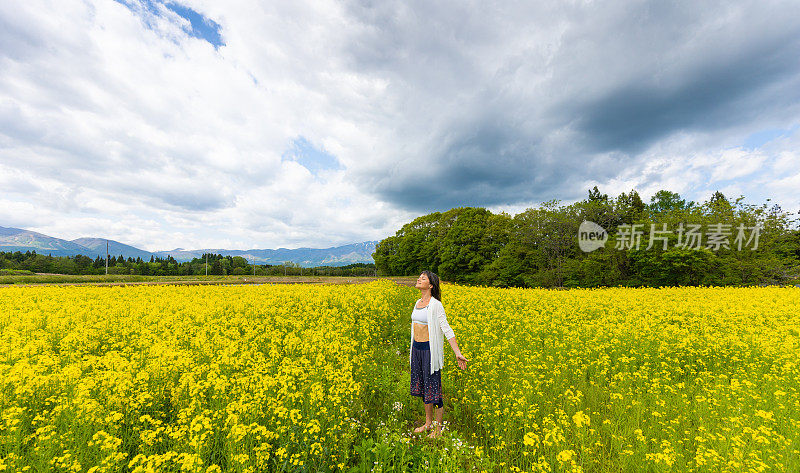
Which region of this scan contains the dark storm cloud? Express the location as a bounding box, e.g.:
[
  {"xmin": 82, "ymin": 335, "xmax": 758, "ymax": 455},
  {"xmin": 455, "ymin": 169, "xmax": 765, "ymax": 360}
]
[
  {"xmin": 571, "ymin": 30, "xmax": 800, "ymax": 154},
  {"xmin": 342, "ymin": 0, "xmax": 800, "ymax": 212},
  {"xmin": 367, "ymin": 110, "xmax": 618, "ymax": 211}
]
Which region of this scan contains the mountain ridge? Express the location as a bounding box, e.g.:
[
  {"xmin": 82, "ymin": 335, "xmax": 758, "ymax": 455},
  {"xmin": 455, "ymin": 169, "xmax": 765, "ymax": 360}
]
[{"xmin": 0, "ymin": 225, "xmax": 378, "ymax": 267}]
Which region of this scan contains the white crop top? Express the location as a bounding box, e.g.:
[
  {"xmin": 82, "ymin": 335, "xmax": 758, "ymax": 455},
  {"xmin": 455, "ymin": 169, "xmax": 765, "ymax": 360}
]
[{"xmin": 411, "ymin": 304, "xmax": 428, "ymax": 325}]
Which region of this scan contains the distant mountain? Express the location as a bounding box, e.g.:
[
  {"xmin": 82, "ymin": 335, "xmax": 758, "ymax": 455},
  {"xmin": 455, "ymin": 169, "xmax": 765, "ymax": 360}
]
[
  {"xmin": 147, "ymin": 241, "xmax": 379, "ymax": 266},
  {"xmin": 0, "ymin": 225, "xmax": 378, "ymax": 267},
  {"xmin": 0, "ymin": 226, "xmax": 92, "ymax": 257},
  {"xmin": 72, "ymin": 237, "xmax": 155, "ymax": 261}
]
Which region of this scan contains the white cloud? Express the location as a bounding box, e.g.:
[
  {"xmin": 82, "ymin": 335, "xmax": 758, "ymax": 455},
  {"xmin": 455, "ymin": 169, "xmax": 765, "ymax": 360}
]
[{"xmin": 0, "ymin": 0, "xmax": 798, "ymax": 252}]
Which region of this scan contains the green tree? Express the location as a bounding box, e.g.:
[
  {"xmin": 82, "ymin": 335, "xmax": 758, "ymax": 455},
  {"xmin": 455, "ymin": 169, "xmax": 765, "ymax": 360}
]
[
  {"xmin": 616, "ymin": 190, "xmax": 646, "ymax": 225},
  {"xmin": 648, "ymin": 190, "xmax": 692, "ymax": 216},
  {"xmin": 232, "ymin": 256, "xmax": 248, "ymax": 269},
  {"xmin": 588, "ymin": 186, "xmax": 609, "ymax": 203},
  {"xmin": 436, "ymin": 207, "xmax": 495, "ymax": 284}
]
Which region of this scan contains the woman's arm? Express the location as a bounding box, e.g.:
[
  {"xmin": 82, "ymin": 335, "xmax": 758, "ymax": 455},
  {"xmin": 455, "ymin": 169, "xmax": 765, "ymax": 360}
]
[{"xmin": 446, "ymin": 335, "xmax": 462, "ymax": 356}]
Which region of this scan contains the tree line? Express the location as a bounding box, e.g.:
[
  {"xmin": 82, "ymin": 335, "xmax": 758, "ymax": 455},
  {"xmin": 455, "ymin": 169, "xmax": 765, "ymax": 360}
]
[
  {"xmin": 372, "ymin": 188, "xmax": 800, "ymax": 287},
  {"xmin": 0, "ymin": 251, "xmax": 377, "ymax": 277}
]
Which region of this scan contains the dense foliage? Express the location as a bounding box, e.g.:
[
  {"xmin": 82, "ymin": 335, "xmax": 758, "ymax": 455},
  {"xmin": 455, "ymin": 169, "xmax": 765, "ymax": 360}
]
[
  {"xmin": 0, "ymin": 251, "xmax": 376, "ymax": 277},
  {"xmin": 372, "ymin": 189, "xmax": 800, "ymax": 287}
]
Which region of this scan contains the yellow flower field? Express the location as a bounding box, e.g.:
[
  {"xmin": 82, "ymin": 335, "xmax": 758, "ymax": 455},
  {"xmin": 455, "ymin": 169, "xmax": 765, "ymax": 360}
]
[
  {"xmin": 1, "ymin": 281, "xmax": 799, "ymax": 472},
  {"xmin": 446, "ymin": 285, "xmax": 800, "ymax": 472}
]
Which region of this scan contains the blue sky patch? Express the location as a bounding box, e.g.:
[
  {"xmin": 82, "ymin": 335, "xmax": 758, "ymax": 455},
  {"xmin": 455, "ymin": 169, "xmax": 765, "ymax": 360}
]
[
  {"xmin": 165, "ymin": 2, "xmax": 224, "ymax": 48},
  {"xmin": 743, "ymin": 124, "xmax": 798, "ymax": 149},
  {"xmin": 282, "ymin": 137, "xmax": 344, "ymax": 176},
  {"xmin": 115, "ymin": 0, "xmax": 224, "ymax": 48}
]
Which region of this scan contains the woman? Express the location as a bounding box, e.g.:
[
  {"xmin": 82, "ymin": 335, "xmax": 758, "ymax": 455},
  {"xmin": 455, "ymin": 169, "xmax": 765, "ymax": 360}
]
[{"xmin": 409, "ymin": 270, "xmax": 469, "ymax": 438}]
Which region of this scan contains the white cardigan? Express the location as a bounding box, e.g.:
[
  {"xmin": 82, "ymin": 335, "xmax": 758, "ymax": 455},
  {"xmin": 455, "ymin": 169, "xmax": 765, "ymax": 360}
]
[{"xmin": 409, "ymin": 296, "xmax": 456, "ymax": 374}]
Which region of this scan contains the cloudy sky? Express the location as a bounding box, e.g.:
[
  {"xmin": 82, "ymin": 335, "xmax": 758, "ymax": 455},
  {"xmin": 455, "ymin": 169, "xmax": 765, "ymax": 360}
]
[{"xmin": 1, "ymin": 0, "xmax": 798, "ymax": 251}]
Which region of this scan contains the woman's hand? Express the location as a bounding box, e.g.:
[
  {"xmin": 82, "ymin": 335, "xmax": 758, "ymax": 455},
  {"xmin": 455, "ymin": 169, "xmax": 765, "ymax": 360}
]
[{"xmin": 455, "ymin": 353, "xmax": 469, "ymax": 370}]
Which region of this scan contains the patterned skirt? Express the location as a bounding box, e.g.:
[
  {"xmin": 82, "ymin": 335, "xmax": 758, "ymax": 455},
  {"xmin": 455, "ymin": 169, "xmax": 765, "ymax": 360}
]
[{"xmin": 410, "ymin": 339, "xmax": 443, "ymax": 408}]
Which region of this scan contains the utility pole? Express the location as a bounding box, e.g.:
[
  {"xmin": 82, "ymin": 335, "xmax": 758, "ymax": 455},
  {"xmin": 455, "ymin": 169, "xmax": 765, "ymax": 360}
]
[
  {"xmin": 205, "ymin": 253, "xmax": 208, "ymax": 276},
  {"xmin": 105, "ymin": 240, "xmax": 108, "ymax": 275}
]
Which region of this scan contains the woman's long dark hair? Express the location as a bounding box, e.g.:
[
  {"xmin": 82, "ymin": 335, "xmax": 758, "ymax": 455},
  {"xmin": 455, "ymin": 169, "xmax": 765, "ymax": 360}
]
[{"xmin": 423, "ymin": 270, "xmax": 441, "ymax": 302}]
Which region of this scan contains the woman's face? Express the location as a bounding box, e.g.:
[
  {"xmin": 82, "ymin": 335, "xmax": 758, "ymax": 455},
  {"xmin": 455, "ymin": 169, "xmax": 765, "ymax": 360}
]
[{"xmin": 415, "ymin": 273, "xmax": 431, "ymax": 289}]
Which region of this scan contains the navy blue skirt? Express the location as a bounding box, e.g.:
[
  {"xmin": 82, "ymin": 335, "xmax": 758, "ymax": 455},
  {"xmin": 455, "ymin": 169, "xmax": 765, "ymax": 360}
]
[{"xmin": 410, "ymin": 339, "xmax": 443, "ymax": 408}]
